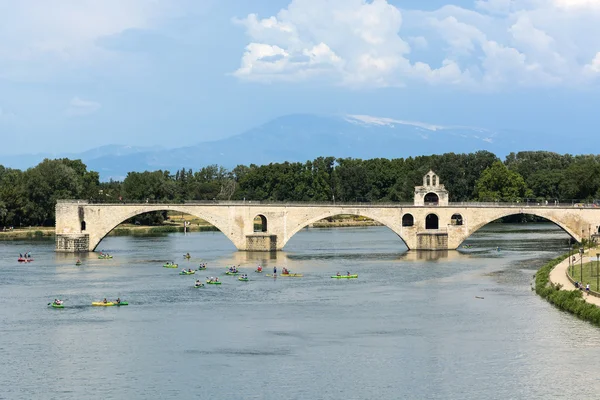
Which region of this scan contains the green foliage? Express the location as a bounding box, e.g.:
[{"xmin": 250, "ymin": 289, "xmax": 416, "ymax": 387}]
[
  {"xmin": 1, "ymin": 151, "xmax": 599, "ymax": 228},
  {"xmin": 475, "ymin": 161, "xmax": 532, "ymax": 201},
  {"xmin": 535, "ymin": 254, "xmax": 600, "ymax": 326}
]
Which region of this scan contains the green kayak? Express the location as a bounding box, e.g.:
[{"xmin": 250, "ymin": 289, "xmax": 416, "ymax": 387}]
[
  {"xmin": 50, "ymin": 303, "xmax": 64, "ymax": 308},
  {"xmin": 163, "ymin": 264, "xmax": 178, "ymax": 268},
  {"xmin": 197, "ymin": 266, "xmax": 207, "ymax": 271},
  {"xmin": 206, "ymin": 280, "xmax": 222, "ymax": 285},
  {"xmin": 114, "ymin": 301, "xmax": 128, "ymax": 306},
  {"xmin": 238, "ymin": 277, "xmax": 249, "ymax": 282},
  {"xmin": 75, "ymin": 262, "xmax": 82, "ymax": 266},
  {"xmin": 331, "ymin": 275, "xmax": 358, "ymax": 279},
  {"xmin": 225, "ymin": 271, "xmax": 239, "ymax": 275},
  {"xmin": 194, "ymin": 284, "xmax": 204, "ymax": 288},
  {"xmin": 180, "ymin": 270, "xmax": 196, "ymax": 275}
]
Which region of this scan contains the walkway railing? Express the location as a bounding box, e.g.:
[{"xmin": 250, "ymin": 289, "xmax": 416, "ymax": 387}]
[{"xmin": 57, "ymin": 199, "xmax": 600, "ymax": 208}]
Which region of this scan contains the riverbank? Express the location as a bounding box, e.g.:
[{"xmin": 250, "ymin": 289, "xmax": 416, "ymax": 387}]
[{"xmin": 538, "ymin": 247, "xmax": 600, "ymax": 325}]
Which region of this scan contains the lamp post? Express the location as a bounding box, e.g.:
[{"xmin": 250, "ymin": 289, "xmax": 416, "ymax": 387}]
[
  {"xmin": 597, "ymin": 253, "xmax": 599, "ymax": 292},
  {"xmin": 580, "ymin": 247, "xmax": 584, "ymax": 285},
  {"xmin": 570, "ymin": 244, "xmax": 573, "ymax": 276}
]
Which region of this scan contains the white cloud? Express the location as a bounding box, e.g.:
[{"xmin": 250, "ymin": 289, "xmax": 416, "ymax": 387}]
[
  {"xmin": 235, "ymin": 0, "xmax": 600, "ymax": 89},
  {"xmin": 66, "ymin": 97, "xmax": 101, "ymax": 116},
  {"xmin": 0, "ymin": 0, "xmax": 180, "ymax": 80}
]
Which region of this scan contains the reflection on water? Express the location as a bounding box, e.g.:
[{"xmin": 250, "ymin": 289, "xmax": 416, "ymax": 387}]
[{"xmin": 0, "ymin": 223, "xmax": 599, "ymax": 400}]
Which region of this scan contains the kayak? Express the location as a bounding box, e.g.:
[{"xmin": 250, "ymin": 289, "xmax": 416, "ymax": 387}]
[
  {"xmin": 114, "ymin": 301, "xmax": 128, "ymax": 306},
  {"xmin": 183, "ymin": 255, "xmax": 191, "ymax": 259},
  {"xmin": 92, "ymin": 302, "xmax": 115, "ymax": 306},
  {"xmin": 98, "ymin": 256, "xmax": 113, "ymax": 259},
  {"xmin": 75, "ymin": 262, "xmax": 82, "ymax": 266},
  {"xmin": 18, "ymin": 258, "xmax": 34, "ymax": 262},
  {"xmin": 206, "ymin": 280, "xmax": 222, "ymax": 285},
  {"xmin": 163, "ymin": 264, "xmax": 178, "ymax": 268},
  {"xmin": 50, "ymin": 303, "xmax": 64, "ymax": 308},
  {"xmin": 254, "ymin": 270, "xmax": 263, "ymax": 273},
  {"xmin": 194, "ymin": 284, "xmax": 205, "ymax": 288},
  {"xmin": 197, "ymin": 266, "xmax": 206, "ymax": 270},
  {"xmin": 281, "ymin": 273, "xmax": 303, "ymax": 277},
  {"xmin": 180, "ymin": 270, "xmax": 196, "ymax": 275},
  {"xmin": 225, "ymin": 271, "xmax": 239, "ymax": 275},
  {"xmin": 238, "ymin": 277, "xmax": 249, "ymax": 282},
  {"xmin": 331, "ymin": 275, "xmax": 358, "ymax": 279}
]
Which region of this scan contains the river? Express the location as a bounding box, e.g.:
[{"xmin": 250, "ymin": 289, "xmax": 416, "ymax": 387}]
[{"xmin": 1, "ymin": 223, "xmax": 599, "ymax": 400}]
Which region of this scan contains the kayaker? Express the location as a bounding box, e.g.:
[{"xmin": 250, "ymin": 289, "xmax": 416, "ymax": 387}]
[
  {"xmin": 103, "ymin": 298, "xmax": 108, "ymax": 304},
  {"xmin": 116, "ymin": 298, "xmax": 121, "ymax": 304},
  {"xmin": 257, "ymin": 265, "xmax": 262, "ymax": 272},
  {"xmin": 336, "ymin": 272, "xmax": 341, "ymax": 276},
  {"xmin": 215, "ymin": 277, "xmax": 219, "ymax": 282},
  {"xmin": 188, "ymin": 268, "xmax": 192, "ymax": 273},
  {"xmin": 347, "ymin": 271, "xmax": 351, "ymax": 276}
]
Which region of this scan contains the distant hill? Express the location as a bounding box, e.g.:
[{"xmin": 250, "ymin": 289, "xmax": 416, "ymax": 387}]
[{"xmin": 0, "ymin": 114, "xmax": 559, "ymax": 180}]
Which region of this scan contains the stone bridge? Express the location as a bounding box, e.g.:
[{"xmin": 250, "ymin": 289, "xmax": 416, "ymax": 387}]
[{"xmin": 55, "ymin": 200, "xmax": 600, "ymax": 253}]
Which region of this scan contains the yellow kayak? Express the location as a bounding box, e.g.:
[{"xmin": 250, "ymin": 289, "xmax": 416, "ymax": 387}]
[
  {"xmin": 281, "ymin": 273, "xmax": 303, "ymax": 277},
  {"xmin": 92, "ymin": 302, "xmax": 115, "ymax": 307}
]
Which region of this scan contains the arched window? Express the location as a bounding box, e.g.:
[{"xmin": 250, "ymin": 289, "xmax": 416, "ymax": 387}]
[
  {"xmin": 81, "ymin": 221, "xmax": 86, "ymax": 231},
  {"xmin": 425, "ymin": 214, "xmax": 439, "ymax": 230},
  {"xmin": 254, "ymin": 215, "xmax": 268, "ymax": 232},
  {"xmin": 402, "ymin": 214, "xmax": 414, "ymax": 227},
  {"xmin": 424, "ymin": 193, "xmax": 439, "ymax": 205},
  {"xmin": 451, "ymin": 214, "xmax": 463, "ymax": 226},
  {"xmin": 432, "ymin": 175, "xmax": 437, "ymax": 186},
  {"xmin": 426, "ymin": 175, "xmax": 431, "ymax": 186}
]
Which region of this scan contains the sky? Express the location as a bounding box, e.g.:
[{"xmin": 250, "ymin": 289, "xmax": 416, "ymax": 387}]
[{"xmin": 0, "ymin": 0, "xmax": 599, "ymax": 155}]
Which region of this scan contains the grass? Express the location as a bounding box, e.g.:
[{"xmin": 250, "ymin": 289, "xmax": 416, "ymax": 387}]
[
  {"xmin": 568, "ymin": 261, "xmax": 600, "ymax": 291},
  {"xmin": 535, "ymin": 253, "xmax": 600, "ymax": 326}
]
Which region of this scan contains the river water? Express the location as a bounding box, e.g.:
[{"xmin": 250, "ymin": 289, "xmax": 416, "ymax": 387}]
[{"xmin": 1, "ymin": 223, "xmax": 599, "ymax": 400}]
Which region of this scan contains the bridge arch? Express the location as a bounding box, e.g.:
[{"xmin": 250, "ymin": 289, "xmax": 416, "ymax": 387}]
[
  {"xmin": 425, "ymin": 213, "xmax": 439, "ymax": 230},
  {"xmin": 402, "ymin": 213, "xmax": 414, "ymax": 227},
  {"xmin": 88, "ymin": 206, "xmax": 236, "ymax": 252},
  {"xmin": 451, "ymin": 214, "xmax": 463, "ymax": 226},
  {"xmin": 254, "ymin": 214, "xmax": 268, "ymax": 232},
  {"xmin": 281, "ymin": 211, "xmax": 408, "ymax": 249},
  {"xmin": 460, "ymin": 210, "xmax": 582, "ymax": 246}
]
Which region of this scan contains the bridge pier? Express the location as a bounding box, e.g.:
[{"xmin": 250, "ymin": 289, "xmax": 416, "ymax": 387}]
[
  {"xmin": 56, "ymin": 233, "xmax": 89, "ymax": 253},
  {"xmin": 245, "ymin": 234, "xmax": 279, "ymax": 251}
]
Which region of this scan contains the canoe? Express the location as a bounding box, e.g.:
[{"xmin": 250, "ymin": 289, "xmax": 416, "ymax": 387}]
[
  {"xmin": 206, "ymin": 280, "xmax": 222, "ymax": 285},
  {"xmin": 281, "ymin": 273, "xmax": 303, "ymax": 277},
  {"xmin": 18, "ymin": 258, "xmax": 33, "ymax": 262},
  {"xmin": 238, "ymin": 277, "xmax": 249, "ymax": 282},
  {"xmin": 50, "ymin": 303, "xmax": 64, "ymax": 308},
  {"xmin": 92, "ymin": 302, "xmax": 115, "ymax": 306},
  {"xmin": 331, "ymin": 275, "xmax": 358, "ymax": 279},
  {"xmin": 225, "ymin": 271, "xmax": 239, "ymax": 275},
  {"xmin": 180, "ymin": 270, "xmax": 196, "ymax": 275},
  {"xmin": 163, "ymin": 264, "xmax": 178, "ymax": 268}
]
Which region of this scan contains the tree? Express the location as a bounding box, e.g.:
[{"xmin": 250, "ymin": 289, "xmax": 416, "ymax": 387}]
[{"xmin": 475, "ymin": 161, "xmax": 532, "ymax": 202}]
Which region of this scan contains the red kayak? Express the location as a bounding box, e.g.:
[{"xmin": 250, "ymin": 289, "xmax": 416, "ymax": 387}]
[{"xmin": 17, "ymin": 258, "xmax": 33, "ymax": 262}]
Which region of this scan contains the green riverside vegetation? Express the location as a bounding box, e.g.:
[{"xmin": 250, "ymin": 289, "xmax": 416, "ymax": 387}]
[
  {"xmin": 535, "ymin": 254, "xmax": 600, "ymax": 325},
  {"xmin": 1, "ymin": 150, "xmax": 600, "ymax": 228}
]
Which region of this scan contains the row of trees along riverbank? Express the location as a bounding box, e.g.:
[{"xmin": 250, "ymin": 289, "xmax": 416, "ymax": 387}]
[{"xmin": 1, "ymin": 150, "xmax": 600, "ymax": 227}]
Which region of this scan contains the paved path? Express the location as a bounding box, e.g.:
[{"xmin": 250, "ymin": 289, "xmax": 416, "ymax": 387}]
[{"xmin": 549, "ymin": 250, "xmax": 600, "ymax": 306}]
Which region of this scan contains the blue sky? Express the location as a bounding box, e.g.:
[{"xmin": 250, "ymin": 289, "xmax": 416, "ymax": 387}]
[{"xmin": 1, "ymin": 0, "xmax": 599, "ymax": 155}]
